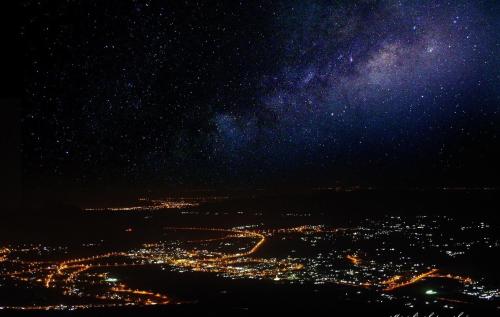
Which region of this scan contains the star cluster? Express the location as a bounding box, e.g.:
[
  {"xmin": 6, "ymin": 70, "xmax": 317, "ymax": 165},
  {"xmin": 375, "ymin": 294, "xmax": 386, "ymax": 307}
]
[{"xmin": 21, "ymin": 0, "xmax": 500, "ymax": 191}]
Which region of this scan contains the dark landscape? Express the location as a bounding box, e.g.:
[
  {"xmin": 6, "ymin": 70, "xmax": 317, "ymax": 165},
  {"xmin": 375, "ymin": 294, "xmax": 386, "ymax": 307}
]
[
  {"xmin": 2, "ymin": 189, "xmax": 500, "ymax": 316},
  {"xmin": 3, "ymin": 0, "xmax": 499, "ymax": 315}
]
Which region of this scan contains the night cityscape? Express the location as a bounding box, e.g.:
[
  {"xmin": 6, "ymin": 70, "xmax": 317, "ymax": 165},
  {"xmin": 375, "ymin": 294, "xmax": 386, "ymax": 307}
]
[{"xmin": 2, "ymin": 0, "xmax": 499, "ymax": 316}]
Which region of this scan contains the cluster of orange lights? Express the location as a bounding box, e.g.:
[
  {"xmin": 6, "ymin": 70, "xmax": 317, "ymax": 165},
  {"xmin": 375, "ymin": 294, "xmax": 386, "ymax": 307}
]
[
  {"xmin": 346, "ymin": 254, "xmax": 362, "ymax": 266},
  {"xmin": 0, "ymin": 247, "xmax": 9, "ymax": 262},
  {"xmin": 84, "ymin": 196, "xmax": 229, "ymax": 212},
  {"xmin": 377, "ymin": 269, "xmax": 473, "ymax": 292},
  {"xmin": 160, "ymin": 227, "xmax": 304, "ymax": 279},
  {"xmin": 0, "ymin": 225, "xmax": 478, "ymax": 311}
]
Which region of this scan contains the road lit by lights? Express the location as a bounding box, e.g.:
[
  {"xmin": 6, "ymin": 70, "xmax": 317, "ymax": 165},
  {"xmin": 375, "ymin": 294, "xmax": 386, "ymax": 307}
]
[
  {"xmin": 346, "ymin": 254, "xmax": 361, "ymax": 265},
  {"xmin": 1, "ymin": 215, "xmax": 499, "ymax": 311}
]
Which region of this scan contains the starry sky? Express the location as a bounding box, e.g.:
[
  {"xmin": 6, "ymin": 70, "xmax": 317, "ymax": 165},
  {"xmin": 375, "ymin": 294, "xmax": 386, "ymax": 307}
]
[{"xmin": 21, "ymin": 0, "xmax": 500, "ymax": 193}]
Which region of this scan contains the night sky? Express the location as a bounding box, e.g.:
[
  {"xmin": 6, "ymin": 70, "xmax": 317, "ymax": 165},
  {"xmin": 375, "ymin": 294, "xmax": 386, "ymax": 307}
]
[{"xmin": 20, "ymin": 0, "xmax": 500, "ymax": 193}]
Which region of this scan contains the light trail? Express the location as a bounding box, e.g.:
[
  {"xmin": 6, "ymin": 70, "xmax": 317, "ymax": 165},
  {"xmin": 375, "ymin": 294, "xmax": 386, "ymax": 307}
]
[
  {"xmin": 428, "ymin": 272, "xmax": 473, "ymax": 284},
  {"xmin": 381, "ymin": 271, "xmax": 473, "ymax": 291},
  {"xmin": 346, "ymin": 254, "xmax": 361, "ymax": 265},
  {"xmin": 384, "ymin": 269, "xmax": 439, "ymax": 291},
  {"xmin": 44, "ymin": 273, "xmax": 54, "ymax": 288},
  {"xmin": 110, "ymin": 286, "xmax": 170, "ymax": 304},
  {"xmin": 0, "ymin": 247, "xmax": 10, "ymax": 262},
  {"xmin": 381, "ymin": 275, "xmax": 402, "ymax": 285}
]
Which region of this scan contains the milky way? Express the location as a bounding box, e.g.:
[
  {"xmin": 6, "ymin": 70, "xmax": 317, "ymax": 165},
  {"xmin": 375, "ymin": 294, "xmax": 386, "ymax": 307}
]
[
  {"xmin": 214, "ymin": 0, "xmax": 499, "ymax": 185},
  {"xmin": 21, "ymin": 0, "xmax": 499, "ymax": 189}
]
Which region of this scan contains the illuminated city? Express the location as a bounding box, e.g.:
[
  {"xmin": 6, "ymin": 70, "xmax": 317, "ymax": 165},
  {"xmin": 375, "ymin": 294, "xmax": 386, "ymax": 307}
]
[
  {"xmin": 84, "ymin": 197, "xmax": 228, "ymax": 212},
  {"xmin": 2, "ymin": 199, "xmax": 499, "ymax": 314}
]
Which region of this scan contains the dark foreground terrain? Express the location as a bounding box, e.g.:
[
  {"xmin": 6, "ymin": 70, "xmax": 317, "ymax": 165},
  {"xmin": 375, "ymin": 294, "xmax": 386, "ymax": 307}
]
[{"xmin": 1, "ymin": 189, "xmax": 499, "ymax": 316}]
